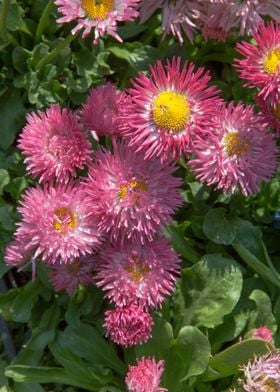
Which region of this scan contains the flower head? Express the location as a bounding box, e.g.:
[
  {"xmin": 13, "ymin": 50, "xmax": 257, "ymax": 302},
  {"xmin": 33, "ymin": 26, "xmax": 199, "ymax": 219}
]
[
  {"xmin": 85, "ymin": 140, "xmax": 183, "ymax": 244},
  {"xmin": 257, "ymin": 96, "xmax": 280, "ymax": 135},
  {"xmin": 252, "ymin": 326, "xmax": 273, "ymax": 343},
  {"xmin": 119, "ymin": 57, "xmax": 222, "ymax": 161},
  {"xmin": 235, "ymin": 22, "xmax": 280, "ymax": 105},
  {"xmin": 126, "ymin": 357, "xmax": 167, "ymax": 392},
  {"xmin": 14, "ymin": 183, "xmax": 101, "ymax": 264},
  {"xmin": 239, "ymin": 351, "xmax": 280, "ymax": 391},
  {"xmin": 18, "ymin": 104, "xmax": 91, "ymax": 184},
  {"xmin": 189, "ymin": 102, "xmax": 278, "ymax": 196},
  {"xmin": 54, "ymin": 0, "xmax": 140, "ymax": 44},
  {"xmin": 4, "ymin": 239, "xmax": 35, "ymax": 266},
  {"xmin": 95, "ymin": 237, "xmax": 180, "ymax": 309},
  {"xmin": 50, "ymin": 255, "xmax": 96, "ymax": 294},
  {"xmin": 104, "ymin": 305, "xmax": 153, "ymax": 346}
]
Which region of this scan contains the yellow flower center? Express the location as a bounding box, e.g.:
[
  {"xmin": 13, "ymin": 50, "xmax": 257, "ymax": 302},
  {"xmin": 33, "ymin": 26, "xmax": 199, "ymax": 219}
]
[
  {"xmin": 117, "ymin": 180, "xmax": 148, "ymax": 201},
  {"xmin": 152, "ymin": 91, "xmax": 191, "ymax": 132},
  {"xmin": 262, "ymin": 379, "xmax": 277, "ymax": 392},
  {"xmin": 82, "ymin": 0, "xmax": 113, "ymax": 20},
  {"xmin": 273, "ymin": 103, "xmax": 280, "ymax": 119},
  {"xmin": 224, "ymin": 131, "xmax": 250, "ymax": 157},
  {"xmin": 126, "ymin": 258, "xmax": 150, "ymax": 282},
  {"xmin": 53, "ymin": 207, "xmax": 77, "ymax": 233},
  {"xmin": 263, "ymin": 48, "xmax": 280, "ymax": 74}
]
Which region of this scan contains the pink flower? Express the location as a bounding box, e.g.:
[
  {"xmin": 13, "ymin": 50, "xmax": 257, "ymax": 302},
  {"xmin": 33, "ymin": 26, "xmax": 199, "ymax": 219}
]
[
  {"xmin": 252, "ymin": 326, "xmax": 273, "ymax": 343},
  {"xmin": 189, "ymin": 102, "xmax": 278, "ymax": 196},
  {"xmin": 235, "ymin": 22, "xmax": 280, "ymax": 106},
  {"xmin": 104, "ymin": 305, "xmax": 153, "ymax": 346},
  {"xmin": 126, "ymin": 357, "xmax": 167, "ymax": 392},
  {"xmin": 4, "ymin": 239, "xmax": 35, "ymax": 266},
  {"xmin": 257, "ymin": 96, "xmax": 280, "ymax": 135},
  {"xmin": 119, "ymin": 57, "xmax": 222, "ymax": 161},
  {"xmin": 84, "ymin": 140, "xmax": 183, "ymax": 244},
  {"xmin": 54, "ymin": 0, "xmax": 140, "ymax": 45},
  {"xmin": 14, "ymin": 183, "xmax": 101, "ymax": 264},
  {"xmin": 95, "ymin": 237, "xmax": 180, "ymax": 309},
  {"xmin": 50, "ymin": 255, "xmax": 96, "ymax": 295},
  {"xmin": 79, "ymin": 82, "xmax": 125, "ymax": 138},
  {"xmin": 139, "ymin": 0, "xmax": 202, "ymax": 44},
  {"xmin": 239, "ymin": 351, "xmax": 280, "ymax": 391},
  {"xmin": 18, "ymin": 104, "xmax": 91, "ymax": 184}
]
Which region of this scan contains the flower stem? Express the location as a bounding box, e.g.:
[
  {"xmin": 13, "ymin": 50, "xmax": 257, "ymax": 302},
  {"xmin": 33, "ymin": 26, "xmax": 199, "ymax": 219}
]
[
  {"xmin": 0, "ymin": 0, "xmax": 10, "ymax": 42},
  {"xmin": 35, "ymin": 0, "xmax": 55, "ymax": 43}
]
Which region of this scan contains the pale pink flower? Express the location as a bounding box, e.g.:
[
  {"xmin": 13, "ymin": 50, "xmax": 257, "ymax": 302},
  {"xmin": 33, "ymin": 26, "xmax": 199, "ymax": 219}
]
[
  {"xmin": 79, "ymin": 82, "xmax": 125, "ymax": 139},
  {"xmin": 54, "ymin": 0, "xmax": 140, "ymax": 45},
  {"xmin": 95, "ymin": 237, "xmax": 180, "ymax": 309},
  {"xmin": 252, "ymin": 326, "xmax": 273, "ymax": 343},
  {"xmin": 104, "ymin": 305, "xmax": 153, "ymax": 346},
  {"xmin": 18, "ymin": 104, "xmax": 91, "ymax": 184},
  {"xmin": 50, "ymin": 255, "xmax": 96, "ymax": 294},
  {"xmin": 235, "ymin": 22, "xmax": 280, "ymax": 106},
  {"xmin": 119, "ymin": 57, "xmax": 222, "ymax": 161},
  {"xmin": 239, "ymin": 351, "xmax": 280, "ymax": 391},
  {"xmin": 126, "ymin": 357, "xmax": 167, "ymax": 392},
  {"xmin": 4, "ymin": 239, "xmax": 35, "ymax": 266},
  {"xmin": 189, "ymin": 102, "xmax": 278, "ymax": 196},
  {"xmin": 14, "ymin": 183, "xmax": 101, "ymax": 264},
  {"xmin": 85, "ymin": 140, "xmax": 183, "ymax": 244}
]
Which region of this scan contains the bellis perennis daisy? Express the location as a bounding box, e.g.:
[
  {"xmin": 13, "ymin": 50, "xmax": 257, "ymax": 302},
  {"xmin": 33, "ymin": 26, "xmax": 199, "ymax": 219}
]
[
  {"xmin": 55, "ymin": 0, "xmax": 140, "ymax": 44},
  {"xmin": 84, "ymin": 140, "xmax": 183, "ymax": 244},
  {"xmin": 120, "ymin": 57, "xmax": 222, "ymax": 161}
]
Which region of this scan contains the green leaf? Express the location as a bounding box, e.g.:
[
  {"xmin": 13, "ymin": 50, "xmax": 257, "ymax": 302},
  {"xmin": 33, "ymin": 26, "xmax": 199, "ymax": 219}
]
[
  {"xmin": 209, "ymin": 339, "xmax": 271, "ymax": 377},
  {"xmin": 13, "ymin": 280, "xmax": 42, "ymax": 323},
  {"xmin": 0, "ymin": 169, "xmax": 9, "ymax": 195},
  {"xmin": 0, "ymin": 205, "xmax": 16, "ymax": 231},
  {"xmin": 203, "ymin": 208, "xmax": 238, "ymax": 245},
  {"xmin": 175, "ymin": 254, "xmax": 243, "ymax": 329},
  {"xmin": 247, "ymin": 289, "xmax": 277, "ymax": 332},
  {"xmin": 13, "ymin": 383, "xmax": 44, "ymax": 392}
]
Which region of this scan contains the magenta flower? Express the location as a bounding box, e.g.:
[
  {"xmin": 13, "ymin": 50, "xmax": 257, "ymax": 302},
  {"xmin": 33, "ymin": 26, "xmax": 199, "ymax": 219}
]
[
  {"xmin": 18, "ymin": 104, "xmax": 91, "ymax": 184},
  {"xmin": 50, "ymin": 255, "xmax": 96, "ymax": 295},
  {"xmin": 252, "ymin": 326, "xmax": 273, "ymax": 343},
  {"xmin": 257, "ymin": 97, "xmax": 280, "ymax": 135},
  {"xmin": 85, "ymin": 141, "xmax": 183, "ymax": 244},
  {"xmin": 95, "ymin": 237, "xmax": 180, "ymax": 309},
  {"xmin": 235, "ymin": 22, "xmax": 280, "ymax": 105},
  {"xmin": 119, "ymin": 57, "xmax": 222, "ymax": 161},
  {"xmin": 79, "ymin": 82, "xmax": 125, "ymax": 139},
  {"xmin": 239, "ymin": 351, "xmax": 280, "ymax": 391},
  {"xmin": 14, "ymin": 183, "xmax": 101, "ymax": 264},
  {"xmin": 104, "ymin": 305, "xmax": 153, "ymax": 346},
  {"xmin": 54, "ymin": 0, "xmax": 140, "ymax": 44},
  {"xmin": 126, "ymin": 357, "xmax": 167, "ymax": 392},
  {"xmin": 189, "ymin": 102, "xmax": 278, "ymax": 196}
]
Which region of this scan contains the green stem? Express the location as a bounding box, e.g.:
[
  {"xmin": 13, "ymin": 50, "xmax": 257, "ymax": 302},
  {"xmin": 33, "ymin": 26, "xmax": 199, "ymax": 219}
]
[
  {"xmin": 232, "ymin": 243, "xmax": 280, "ymax": 289},
  {"xmin": 35, "ymin": 0, "xmax": 55, "ymax": 43},
  {"xmin": 36, "ymin": 32, "xmax": 78, "ymax": 70},
  {"xmin": 0, "ymin": 0, "xmax": 10, "ymax": 41},
  {"xmin": 263, "ymin": 244, "xmax": 280, "ymax": 281}
]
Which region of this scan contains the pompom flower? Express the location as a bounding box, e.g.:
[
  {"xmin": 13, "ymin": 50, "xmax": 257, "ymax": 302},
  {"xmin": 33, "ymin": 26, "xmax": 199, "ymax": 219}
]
[
  {"xmin": 189, "ymin": 102, "xmax": 278, "ymax": 196},
  {"xmin": 14, "ymin": 183, "xmax": 101, "ymax": 264},
  {"xmin": 239, "ymin": 351, "xmax": 280, "ymax": 391},
  {"xmin": 235, "ymin": 22, "xmax": 280, "ymax": 105},
  {"xmin": 79, "ymin": 82, "xmax": 125, "ymax": 138},
  {"xmin": 85, "ymin": 141, "xmax": 183, "ymax": 244},
  {"xmin": 18, "ymin": 104, "xmax": 91, "ymax": 184},
  {"xmin": 50, "ymin": 255, "xmax": 96, "ymax": 295},
  {"xmin": 95, "ymin": 237, "xmax": 180, "ymax": 309},
  {"xmin": 252, "ymin": 326, "xmax": 273, "ymax": 343},
  {"xmin": 126, "ymin": 357, "xmax": 167, "ymax": 392},
  {"xmin": 104, "ymin": 305, "xmax": 153, "ymax": 346},
  {"xmin": 54, "ymin": 0, "xmax": 140, "ymax": 45},
  {"xmin": 119, "ymin": 57, "xmax": 222, "ymax": 161}
]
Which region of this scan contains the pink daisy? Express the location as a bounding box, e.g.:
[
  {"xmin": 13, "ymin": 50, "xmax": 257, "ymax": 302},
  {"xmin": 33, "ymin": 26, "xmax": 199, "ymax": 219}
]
[
  {"xmin": 235, "ymin": 22, "xmax": 280, "ymax": 106},
  {"xmin": 4, "ymin": 239, "xmax": 35, "ymax": 266},
  {"xmin": 54, "ymin": 0, "xmax": 140, "ymax": 45},
  {"xmin": 95, "ymin": 237, "xmax": 180, "ymax": 309},
  {"xmin": 50, "ymin": 255, "xmax": 96, "ymax": 295},
  {"xmin": 119, "ymin": 57, "xmax": 222, "ymax": 161},
  {"xmin": 252, "ymin": 326, "xmax": 273, "ymax": 343},
  {"xmin": 126, "ymin": 357, "xmax": 167, "ymax": 392},
  {"xmin": 239, "ymin": 351, "xmax": 280, "ymax": 391},
  {"xmin": 139, "ymin": 0, "xmax": 202, "ymax": 44},
  {"xmin": 84, "ymin": 140, "xmax": 183, "ymax": 244},
  {"xmin": 79, "ymin": 82, "xmax": 125, "ymax": 139},
  {"xmin": 14, "ymin": 183, "xmax": 101, "ymax": 264},
  {"xmin": 189, "ymin": 102, "xmax": 278, "ymax": 196},
  {"xmin": 104, "ymin": 304, "xmax": 153, "ymax": 346},
  {"xmin": 257, "ymin": 96, "xmax": 280, "ymax": 135},
  {"xmin": 18, "ymin": 104, "xmax": 91, "ymax": 184}
]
